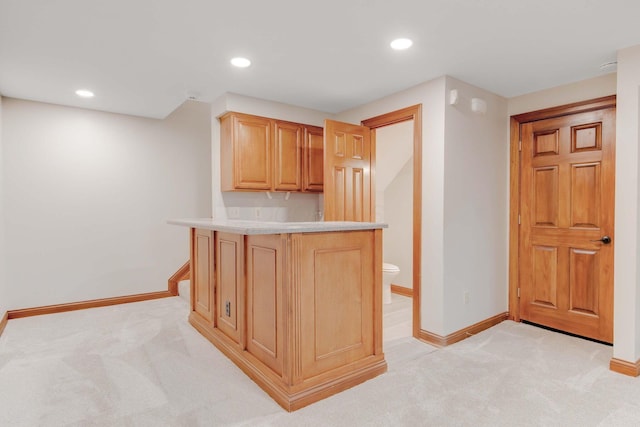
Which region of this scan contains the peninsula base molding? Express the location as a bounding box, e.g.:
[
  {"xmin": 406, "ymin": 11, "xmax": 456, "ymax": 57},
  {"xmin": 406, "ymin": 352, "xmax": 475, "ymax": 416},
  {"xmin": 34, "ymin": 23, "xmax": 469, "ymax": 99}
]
[{"xmin": 418, "ymin": 312, "xmax": 509, "ymax": 347}]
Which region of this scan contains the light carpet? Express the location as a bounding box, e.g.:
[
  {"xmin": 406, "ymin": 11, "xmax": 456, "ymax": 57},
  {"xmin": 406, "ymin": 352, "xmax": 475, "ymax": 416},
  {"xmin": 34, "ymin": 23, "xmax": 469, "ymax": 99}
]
[{"xmin": 1, "ymin": 296, "xmax": 639, "ymax": 426}]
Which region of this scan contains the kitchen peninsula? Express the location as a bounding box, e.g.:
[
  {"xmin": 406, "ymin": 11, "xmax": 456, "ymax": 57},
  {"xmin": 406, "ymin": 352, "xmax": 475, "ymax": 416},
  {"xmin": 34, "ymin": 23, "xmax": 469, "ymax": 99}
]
[{"xmin": 168, "ymin": 219, "xmax": 388, "ymax": 411}]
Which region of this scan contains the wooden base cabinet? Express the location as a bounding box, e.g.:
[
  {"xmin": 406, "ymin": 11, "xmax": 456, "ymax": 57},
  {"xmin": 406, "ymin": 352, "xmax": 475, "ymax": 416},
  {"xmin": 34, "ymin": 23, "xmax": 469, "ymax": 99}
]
[
  {"xmin": 188, "ymin": 228, "xmax": 386, "ymax": 411},
  {"xmin": 191, "ymin": 228, "xmax": 214, "ymax": 323},
  {"xmin": 215, "ymin": 232, "xmax": 244, "ymax": 346}
]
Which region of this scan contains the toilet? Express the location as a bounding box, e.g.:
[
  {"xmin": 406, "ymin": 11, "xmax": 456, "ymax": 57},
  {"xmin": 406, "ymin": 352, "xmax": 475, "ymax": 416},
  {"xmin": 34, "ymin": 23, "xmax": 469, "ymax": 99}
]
[{"xmin": 382, "ymin": 263, "xmax": 400, "ymax": 304}]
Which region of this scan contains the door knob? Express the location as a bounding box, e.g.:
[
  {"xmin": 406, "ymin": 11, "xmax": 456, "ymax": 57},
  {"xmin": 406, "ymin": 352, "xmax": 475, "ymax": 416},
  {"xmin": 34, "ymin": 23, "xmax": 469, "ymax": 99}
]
[{"xmin": 591, "ymin": 235, "xmax": 612, "ymax": 244}]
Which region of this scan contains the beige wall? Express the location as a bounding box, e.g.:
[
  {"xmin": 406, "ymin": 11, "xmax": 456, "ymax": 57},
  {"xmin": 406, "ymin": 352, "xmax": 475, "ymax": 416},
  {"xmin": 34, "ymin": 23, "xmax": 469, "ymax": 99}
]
[
  {"xmin": 508, "ymin": 73, "xmax": 616, "ymax": 116},
  {"xmin": 2, "ymin": 99, "xmax": 211, "ymax": 309},
  {"xmin": 376, "ymin": 120, "xmax": 414, "ymax": 289},
  {"xmin": 382, "ymin": 158, "xmax": 413, "ymax": 289}
]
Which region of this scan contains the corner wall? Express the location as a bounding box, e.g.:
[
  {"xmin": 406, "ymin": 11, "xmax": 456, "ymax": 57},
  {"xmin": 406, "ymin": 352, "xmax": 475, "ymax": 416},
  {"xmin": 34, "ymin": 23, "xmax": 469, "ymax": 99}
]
[
  {"xmin": 2, "ymin": 99, "xmax": 211, "ymax": 309},
  {"xmin": 0, "ymin": 95, "xmax": 7, "ymax": 320},
  {"xmin": 443, "ymin": 77, "xmax": 509, "ymax": 334},
  {"xmin": 336, "ymin": 77, "xmax": 448, "ymax": 334},
  {"xmin": 613, "ymin": 45, "xmax": 640, "ymax": 363}
]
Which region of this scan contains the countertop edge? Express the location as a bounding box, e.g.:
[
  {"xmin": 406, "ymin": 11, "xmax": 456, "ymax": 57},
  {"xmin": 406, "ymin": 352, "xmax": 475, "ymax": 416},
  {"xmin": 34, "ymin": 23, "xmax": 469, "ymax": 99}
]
[{"xmin": 167, "ymin": 219, "xmax": 388, "ymax": 235}]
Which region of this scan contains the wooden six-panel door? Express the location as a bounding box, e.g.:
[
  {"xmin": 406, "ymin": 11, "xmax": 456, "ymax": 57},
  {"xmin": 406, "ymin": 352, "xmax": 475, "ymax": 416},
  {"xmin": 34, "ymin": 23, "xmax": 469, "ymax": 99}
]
[
  {"xmin": 323, "ymin": 120, "xmax": 372, "ymax": 221},
  {"xmin": 519, "ymin": 107, "xmax": 615, "ymax": 343}
]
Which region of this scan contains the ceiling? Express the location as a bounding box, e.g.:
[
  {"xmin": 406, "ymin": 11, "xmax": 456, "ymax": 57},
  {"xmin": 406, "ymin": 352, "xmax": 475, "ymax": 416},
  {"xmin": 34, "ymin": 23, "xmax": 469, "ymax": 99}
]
[{"xmin": 1, "ymin": 0, "xmax": 639, "ymax": 119}]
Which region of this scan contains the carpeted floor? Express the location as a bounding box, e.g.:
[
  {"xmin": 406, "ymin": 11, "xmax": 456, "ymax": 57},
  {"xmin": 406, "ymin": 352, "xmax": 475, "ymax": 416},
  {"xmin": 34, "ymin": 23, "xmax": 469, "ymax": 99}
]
[{"xmin": 1, "ymin": 295, "xmax": 639, "ymax": 426}]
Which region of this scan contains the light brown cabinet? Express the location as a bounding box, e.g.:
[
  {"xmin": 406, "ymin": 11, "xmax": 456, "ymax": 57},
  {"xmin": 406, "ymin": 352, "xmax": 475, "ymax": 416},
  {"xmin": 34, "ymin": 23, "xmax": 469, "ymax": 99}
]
[
  {"xmin": 273, "ymin": 120, "xmax": 303, "ymax": 191},
  {"xmin": 191, "ymin": 228, "xmax": 214, "ymax": 323},
  {"xmin": 220, "ymin": 112, "xmax": 323, "ymax": 193},
  {"xmin": 303, "ymin": 125, "xmax": 324, "ymax": 192},
  {"xmin": 187, "ymin": 227, "xmax": 385, "ymax": 411},
  {"xmin": 246, "ymin": 234, "xmax": 285, "ymax": 375},
  {"xmin": 215, "ymin": 232, "xmax": 244, "ymax": 346},
  {"xmin": 220, "ymin": 112, "xmax": 272, "ymax": 191}
]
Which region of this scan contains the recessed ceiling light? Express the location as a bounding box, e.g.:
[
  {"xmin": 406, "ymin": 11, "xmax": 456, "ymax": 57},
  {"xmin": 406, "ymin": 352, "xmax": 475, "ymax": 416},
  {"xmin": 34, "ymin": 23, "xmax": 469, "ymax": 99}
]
[
  {"xmin": 75, "ymin": 89, "xmax": 94, "ymax": 98},
  {"xmin": 230, "ymin": 57, "xmax": 251, "ymax": 68},
  {"xmin": 390, "ymin": 38, "xmax": 413, "ymax": 50}
]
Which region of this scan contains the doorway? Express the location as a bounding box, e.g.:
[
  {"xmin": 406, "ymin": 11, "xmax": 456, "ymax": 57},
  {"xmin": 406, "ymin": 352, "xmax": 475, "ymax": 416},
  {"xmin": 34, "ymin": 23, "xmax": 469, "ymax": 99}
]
[
  {"xmin": 509, "ymin": 96, "xmax": 616, "ymax": 343},
  {"xmin": 362, "ymin": 105, "xmax": 422, "ymax": 338}
]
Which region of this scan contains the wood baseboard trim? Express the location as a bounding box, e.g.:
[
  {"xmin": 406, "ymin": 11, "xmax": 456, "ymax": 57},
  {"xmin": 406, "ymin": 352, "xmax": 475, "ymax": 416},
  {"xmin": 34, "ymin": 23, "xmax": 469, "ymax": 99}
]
[
  {"xmin": 610, "ymin": 357, "xmax": 640, "ymax": 377},
  {"xmin": 0, "ymin": 311, "xmax": 8, "ymax": 337},
  {"xmin": 7, "ymin": 291, "xmax": 174, "ymax": 320},
  {"xmin": 168, "ymin": 260, "xmax": 190, "ymax": 296},
  {"xmin": 390, "ymin": 284, "xmax": 413, "ymax": 298},
  {"xmin": 418, "ymin": 312, "xmax": 509, "ymax": 347}
]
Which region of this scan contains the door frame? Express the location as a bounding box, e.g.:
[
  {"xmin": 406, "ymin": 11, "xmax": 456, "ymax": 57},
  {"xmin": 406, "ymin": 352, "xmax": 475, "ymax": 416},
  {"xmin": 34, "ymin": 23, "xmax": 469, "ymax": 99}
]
[
  {"xmin": 508, "ymin": 95, "xmax": 617, "ymax": 322},
  {"xmin": 362, "ymin": 104, "xmax": 422, "ymax": 338}
]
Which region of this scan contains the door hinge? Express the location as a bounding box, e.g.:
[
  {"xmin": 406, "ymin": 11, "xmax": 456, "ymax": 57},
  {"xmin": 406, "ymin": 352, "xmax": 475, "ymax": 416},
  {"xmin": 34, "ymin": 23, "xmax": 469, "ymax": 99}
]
[
  {"xmin": 518, "ymin": 214, "xmax": 521, "ymax": 225},
  {"xmin": 519, "ymin": 140, "xmax": 522, "ymax": 151},
  {"xmin": 517, "ymin": 288, "xmax": 521, "ymax": 298}
]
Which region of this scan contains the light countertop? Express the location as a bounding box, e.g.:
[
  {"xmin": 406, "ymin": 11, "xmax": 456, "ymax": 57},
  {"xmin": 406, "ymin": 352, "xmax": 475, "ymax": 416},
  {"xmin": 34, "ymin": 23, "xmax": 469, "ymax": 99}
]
[{"xmin": 167, "ymin": 218, "xmax": 387, "ymax": 235}]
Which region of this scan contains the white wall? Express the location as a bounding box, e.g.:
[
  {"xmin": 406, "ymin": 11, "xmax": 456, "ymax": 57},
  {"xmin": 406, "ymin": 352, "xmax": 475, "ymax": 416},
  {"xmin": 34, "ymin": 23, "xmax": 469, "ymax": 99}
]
[
  {"xmin": 613, "ymin": 45, "xmax": 640, "ymax": 363},
  {"xmin": 211, "ymin": 93, "xmax": 331, "ymax": 221},
  {"xmin": 0, "ymin": 96, "xmax": 7, "ymax": 317},
  {"xmin": 2, "ymin": 98, "xmax": 211, "ymax": 309},
  {"xmin": 443, "ymin": 77, "xmax": 509, "ymax": 334},
  {"xmin": 337, "ymin": 77, "xmax": 448, "ymax": 334}
]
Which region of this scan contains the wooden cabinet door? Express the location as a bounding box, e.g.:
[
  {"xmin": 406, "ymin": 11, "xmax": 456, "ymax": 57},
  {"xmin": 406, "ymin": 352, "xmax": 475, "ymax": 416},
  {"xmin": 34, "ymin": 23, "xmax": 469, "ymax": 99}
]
[
  {"xmin": 221, "ymin": 113, "xmax": 272, "ymax": 191},
  {"xmin": 274, "ymin": 121, "xmax": 303, "ymax": 191},
  {"xmin": 303, "ymin": 125, "xmax": 324, "ymax": 192},
  {"xmin": 295, "ymin": 231, "xmax": 374, "ymax": 379},
  {"xmin": 192, "ymin": 228, "xmax": 215, "ymax": 323},
  {"xmin": 323, "ymin": 120, "xmax": 372, "ymax": 221},
  {"xmin": 215, "ymin": 232, "xmax": 245, "ymax": 346},
  {"xmin": 519, "ymin": 107, "xmax": 615, "ymax": 343},
  {"xmin": 246, "ymin": 234, "xmax": 285, "ymax": 376}
]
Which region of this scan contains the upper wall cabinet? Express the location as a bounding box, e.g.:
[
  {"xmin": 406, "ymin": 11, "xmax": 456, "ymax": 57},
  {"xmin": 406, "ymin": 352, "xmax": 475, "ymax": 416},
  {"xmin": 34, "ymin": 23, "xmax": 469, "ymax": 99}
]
[
  {"xmin": 220, "ymin": 112, "xmax": 323, "ymax": 193},
  {"xmin": 303, "ymin": 125, "xmax": 324, "ymax": 192}
]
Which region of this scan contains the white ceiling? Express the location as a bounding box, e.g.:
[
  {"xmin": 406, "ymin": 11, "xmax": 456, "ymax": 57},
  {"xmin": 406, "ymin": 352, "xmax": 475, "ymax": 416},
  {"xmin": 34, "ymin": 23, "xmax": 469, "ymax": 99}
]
[{"xmin": 1, "ymin": 0, "xmax": 639, "ymax": 119}]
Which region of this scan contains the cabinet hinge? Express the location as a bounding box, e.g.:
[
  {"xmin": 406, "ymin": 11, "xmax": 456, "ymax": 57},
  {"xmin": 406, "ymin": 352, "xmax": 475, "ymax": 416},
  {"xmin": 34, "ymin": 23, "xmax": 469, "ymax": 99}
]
[
  {"xmin": 519, "ymin": 140, "xmax": 522, "ymax": 151},
  {"xmin": 518, "ymin": 214, "xmax": 521, "ymax": 225},
  {"xmin": 517, "ymin": 288, "xmax": 521, "ymax": 298}
]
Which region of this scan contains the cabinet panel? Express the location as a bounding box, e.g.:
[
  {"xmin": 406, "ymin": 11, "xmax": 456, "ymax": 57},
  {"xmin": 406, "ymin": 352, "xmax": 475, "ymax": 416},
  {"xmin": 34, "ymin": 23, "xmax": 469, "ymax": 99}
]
[
  {"xmin": 295, "ymin": 231, "xmax": 374, "ymax": 379},
  {"xmin": 216, "ymin": 232, "xmax": 245, "ymax": 346},
  {"xmin": 274, "ymin": 121, "xmax": 302, "ymax": 191},
  {"xmin": 303, "ymin": 125, "xmax": 324, "ymax": 192},
  {"xmin": 221, "ymin": 112, "xmax": 323, "ymax": 193},
  {"xmin": 246, "ymin": 234, "xmax": 284, "ymax": 376},
  {"xmin": 221, "ymin": 113, "xmax": 272, "ymax": 191},
  {"xmin": 192, "ymin": 228, "xmax": 214, "ymax": 322}
]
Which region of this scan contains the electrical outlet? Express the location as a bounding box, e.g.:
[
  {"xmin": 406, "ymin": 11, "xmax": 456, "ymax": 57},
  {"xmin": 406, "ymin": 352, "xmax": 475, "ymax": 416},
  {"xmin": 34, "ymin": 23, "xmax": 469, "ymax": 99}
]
[
  {"xmin": 255, "ymin": 207, "xmax": 261, "ymax": 219},
  {"xmin": 228, "ymin": 207, "xmax": 240, "ymax": 219},
  {"xmin": 463, "ymin": 290, "xmax": 470, "ymax": 305}
]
